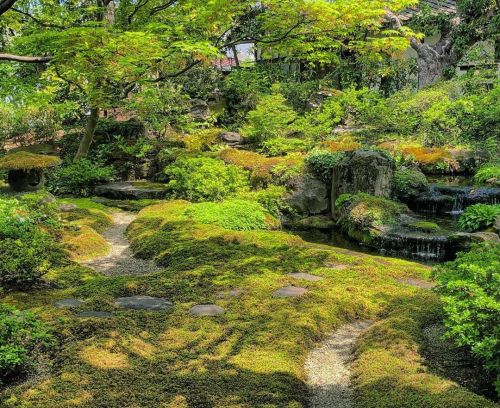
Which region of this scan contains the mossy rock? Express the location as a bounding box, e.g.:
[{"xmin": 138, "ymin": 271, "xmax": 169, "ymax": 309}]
[{"xmin": 408, "ymin": 221, "xmax": 440, "ymax": 233}]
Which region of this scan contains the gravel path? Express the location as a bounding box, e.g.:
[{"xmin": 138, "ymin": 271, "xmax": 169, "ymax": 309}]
[
  {"xmin": 305, "ymin": 320, "xmax": 373, "ymax": 408},
  {"xmin": 85, "ymin": 212, "xmax": 162, "ymax": 276}
]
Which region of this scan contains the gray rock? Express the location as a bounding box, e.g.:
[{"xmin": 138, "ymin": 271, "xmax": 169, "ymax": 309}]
[
  {"xmin": 189, "ymin": 98, "xmax": 210, "ymax": 122},
  {"xmin": 115, "ymin": 296, "xmax": 173, "ymax": 311},
  {"xmin": 286, "ymin": 174, "xmax": 329, "ymax": 215},
  {"xmin": 76, "ymin": 311, "xmax": 113, "ymax": 318},
  {"xmin": 331, "ymin": 150, "xmax": 395, "ymax": 216},
  {"xmin": 219, "ymin": 131, "xmax": 242, "ymax": 145},
  {"xmin": 59, "ymin": 203, "xmax": 78, "ymax": 212},
  {"xmin": 289, "ymin": 272, "xmax": 323, "ymax": 282},
  {"xmin": 55, "ymin": 298, "xmax": 84, "ymax": 309},
  {"xmin": 95, "ymin": 181, "xmax": 168, "ymax": 200},
  {"xmin": 216, "ymin": 289, "xmax": 243, "ymax": 299},
  {"xmin": 189, "ymin": 304, "xmax": 225, "ymax": 316},
  {"xmin": 273, "ymin": 286, "xmax": 308, "ymax": 297},
  {"xmin": 396, "ymin": 277, "xmax": 435, "ymax": 289},
  {"xmin": 306, "ymin": 90, "xmax": 334, "ymax": 111},
  {"xmin": 325, "ymin": 263, "xmax": 349, "ymax": 270},
  {"xmin": 494, "ymin": 216, "xmax": 500, "ymax": 235}
]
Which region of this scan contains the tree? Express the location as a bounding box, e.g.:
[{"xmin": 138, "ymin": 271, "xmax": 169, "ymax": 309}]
[
  {"xmin": 387, "ymin": 0, "xmax": 499, "ymax": 88},
  {"xmin": 0, "ymin": 0, "xmax": 416, "ymax": 159}
]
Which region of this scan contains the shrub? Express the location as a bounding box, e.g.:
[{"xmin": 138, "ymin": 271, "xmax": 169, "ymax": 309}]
[
  {"xmin": 165, "ymin": 157, "xmax": 249, "ymax": 202},
  {"xmin": 0, "ymin": 196, "xmax": 65, "ymax": 289},
  {"xmin": 305, "ymin": 150, "xmax": 345, "ymax": 183},
  {"xmin": 240, "ymin": 92, "xmax": 297, "ymax": 143},
  {"xmin": 237, "ymin": 185, "xmax": 289, "ymax": 218},
  {"xmin": 259, "ymin": 137, "xmax": 310, "ymax": 156},
  {"xmin": 392, "ymin": 168, "xmax": 428, "ymax": 200},
  {"xmin": 433, "ymin": 243, "xmax": 500, "ymax": 395},
  {"xmin": 48, "ymin": 159, "xmax": 114, "ymax": 197},
  {"xmin": 184, "ymin": 199, "xmax": 277, "ymax": 231},
  {"xmin": 474, "ymin": 164, "xmax": 500, "ymax": 186},
  {"xmin": 291, "ymin": 97, "xmax": 343, "ymax": 140},
  {"xmin": 0, "ymin": 304, "xmax": 54, "ymax": 385},
  {"xmin": 458, "ymin": 204, "xmax": 500, "ymax": 232}
]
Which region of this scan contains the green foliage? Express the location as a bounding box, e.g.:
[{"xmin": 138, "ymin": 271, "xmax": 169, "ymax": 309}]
[
  {"xmin": 48, "ymin": 159, "xmax": 115, "ymax": 197},
  {"xmin": 433, "ymin": 243, "xmax": 500, "ymax": 395},
  {"xmin": 292, "ymin": 97, "xmax": 343, "ymax": 140},
  {"xmin": 185, "ymin": 199, "xmax": 274, "ymax": 231},
  {"xmin": 474, "ymin": 164, "xmax": 500, "ymax": 186},
  {"xmin": 458, "ymin": 204, "xmax": 500, "ymax": 232},
  {"xmin": 165, "ymin": 157, "xmax": 249, "ymax": 202},
  {"xmin": 259, "ymin": 137, "xmax": 310, "ymax": 156},
  {"xmin": 305, "ymin": 150, "xmax": 345, "ymax": 183},
  {"xmin": 237, "ymin": 185, "xmax": 289, "ymax": 218},
  {"xmin": 392, "ymin": 168, "xmax": 429, "ymax": 200},
  {"xmin": 0, "ymin": 196, "xmax": 65, "ymax": 289},
  {"xmin": 240, "ymin": 92, "xmax": 297, "ymax": 143},
  {"xmin": 0, "ymin": 304, "xmax": 54, "ymax": 385}
]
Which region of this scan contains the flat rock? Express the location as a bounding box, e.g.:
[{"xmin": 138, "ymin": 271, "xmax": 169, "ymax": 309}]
[
  {"xmin": 219, "ymin": 131, "xmax": 242, "ymax": 145},
  {"xmin": 76, "ymin": 311, "xmax": 113, "ymax": 318},
  {"xmin": 216, "ymin": 289, "xmax": 243, "ymax": 299},
  {"xmin": 55, "ymin": 298, "xmax": 84, "ymax": 308},
  {"xmin": 115, "ymin": 296, "xmax": 173, "ymax": 311},
  {"xmin": 59, "ymin": 203, "xmax": 78, "ymax": 212},
  {"xmin": 273, "ymin": 286, "xmax": 308, "ymax": 298},
  {"xmin": 95, "ymin": 181, "xmax": 168, "ymax": 200},
  {"xmin": 397, "ymin": 277, "xmax": 435, "ymax": 289},
  {"xmin": 189, "ymin": 304, "xmax": 225, "ymax": 316},
  {"xmin": 289, "ymin": 272, "xmax": 323, "ymax": 282},
  {"xmin": 325, "ymin": 263, "xmax": 349, "ymax": 270}
]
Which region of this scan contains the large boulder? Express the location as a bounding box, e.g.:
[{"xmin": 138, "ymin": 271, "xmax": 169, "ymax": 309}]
[
  {"xmin": 286, "ymin": 174, "xmax": 329, "ymax": 215},
  {"xmin": 189, "ymin": 98, "xmax": 210, "ymax": 122},
  {"xmin": 94, "ymin": 181, "xmax": 168, "ymax": 200},
  {"xmin": 331, "ymin": 150, "xmax": 395, "ymax": 214}
]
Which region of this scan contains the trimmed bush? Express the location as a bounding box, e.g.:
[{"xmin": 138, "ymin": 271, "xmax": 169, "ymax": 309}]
[
  {"xmin": 392, "ymin": 168, "xmax": 428, "ymax": 200},
  {"xmin": 48, "ymin": 159, "xmax": 114, "ymax": 197},
  {"xmin": 433, "ymin": 243, "xmax": 500, "ymax": 395},
  {"xmin": 458, "ymin": 204, "xmax": 500, "ymax": 232},
  {"xmin": 185, "ymin": 199, "xmax": 277, "ymax": 231},
  {"xmin": 165, "ymin": 157, "xmax": 249, "ymax": 202},
  {"xmin": 0, "ymin": 304, "xmax": 54, "ymax": 385}
]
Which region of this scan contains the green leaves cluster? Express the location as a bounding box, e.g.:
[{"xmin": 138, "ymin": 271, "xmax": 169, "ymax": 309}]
[
  {"xmin": 458, "ymin": 204, "xmax": 500, "ymax": 232},
  {"xmin": 433, "ymin": 243, "xmax": 500, "ymax": 395}
]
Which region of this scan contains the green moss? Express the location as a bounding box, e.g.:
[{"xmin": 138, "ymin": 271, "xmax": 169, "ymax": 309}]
[
  {"xmin": 0, "ymin": 199, "xmax": 489, "ymax": 408},
  {"xmin": 59, "ymin": 206, "xmax": 113, "ymax": 233},
  {"xmin": 90, "ymin": 197, "xmax": 163, "ymax": 212},
  {"xmin": 393, "ymin": 168, "xmax": 428, "ymax": 200},
  {"xmin": 0, "ymin": 151, "xmax": 61, "ymax": 170},
  {"xmin": 474, "ymin": 164, "xmax": 500, "ymax": 186},
  {"xmin": 408, "ymin": 221, "xmax": 441, "ymax": 233},
  {"xmin": 184, "ymin": 199, "xmax": 277, "ymax": 231}
]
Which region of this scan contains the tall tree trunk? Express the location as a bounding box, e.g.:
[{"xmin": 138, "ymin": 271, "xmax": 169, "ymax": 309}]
[{"xmin": 75, "ymin": 108, "xmax": 99, "ymax": 160}]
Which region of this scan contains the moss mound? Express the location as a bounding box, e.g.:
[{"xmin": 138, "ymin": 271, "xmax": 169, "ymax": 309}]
[
  {"xmin": 0, "ymin": 151, "xmax": 61, "ymax": 170},
  {"xmin": 408, "ymin": 221, "xmax": 441, "ymax": 233}
]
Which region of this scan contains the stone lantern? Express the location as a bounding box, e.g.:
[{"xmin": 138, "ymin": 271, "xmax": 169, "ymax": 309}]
[{"xmin": 0, "ymin": 151, "xmax": 61, "ymax": 192}]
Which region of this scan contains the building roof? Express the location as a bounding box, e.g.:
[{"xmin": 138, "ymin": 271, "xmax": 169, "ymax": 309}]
[{"xmin": 399, "ymin": 0, "xmax": 457, "ymax": 21}]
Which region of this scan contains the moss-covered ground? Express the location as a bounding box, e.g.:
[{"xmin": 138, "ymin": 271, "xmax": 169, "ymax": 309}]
[{"xmin": 1, "ymin": 200, "xmax": 497, "ymax": 407}]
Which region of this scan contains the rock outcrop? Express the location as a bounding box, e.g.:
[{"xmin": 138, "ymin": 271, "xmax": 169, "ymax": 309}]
[
  {"xmin": 331, "ymin": 150, "xmax": 395, "ymax": 215},
  {"xmin": 286, "ymin": 174, "xmax": 329, "ymax": 215}
]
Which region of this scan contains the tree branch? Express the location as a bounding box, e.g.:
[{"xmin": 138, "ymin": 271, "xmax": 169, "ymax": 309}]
[
  {"xmin": 12, "ymin": 7, "xmax": 67, "ymax": 29},
  {"xmin": 0, "ymin": 0, "xmax": 17, "ymax": 16},
  {"xmin": 128, "ymin": 0, "xmax": 149, "ymax": 24},
  {"xmin": 149, "ymin": 0, "xmax": 176, "ymax": 17},
  {"xmin": 0, "ymin": 53, "xmax": 52, "ymax": 62}
]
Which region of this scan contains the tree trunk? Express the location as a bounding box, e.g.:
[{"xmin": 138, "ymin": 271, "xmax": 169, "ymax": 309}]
[
  {"xmin": 75, "ymin": 108, "xmax": 99, "ymax": 160},
  {"xmin": 414, "ymin": 44, "xmax": 449, "ymax": 89}
]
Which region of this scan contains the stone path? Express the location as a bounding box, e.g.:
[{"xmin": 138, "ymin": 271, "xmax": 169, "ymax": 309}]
[
  {"xmin": 305, "ymin": 320, "xmax": 373, "ymax": 408},
  {"xmin": 85, "ymin": 212, "xmax": 162, "ymax": 276}
]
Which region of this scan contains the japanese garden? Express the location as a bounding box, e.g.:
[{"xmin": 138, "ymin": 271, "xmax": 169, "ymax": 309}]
[{"xmin": 0, "ymin": 0, "xmax": 499, "ymax": 407}]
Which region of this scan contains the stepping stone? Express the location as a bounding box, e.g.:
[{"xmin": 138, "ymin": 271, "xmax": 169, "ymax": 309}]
[
  {"xmin": 189, "ymin": 304, "xmax": 225, "ymax": 316},
  {"xmin": 76, "ymin": 311, "xmax": 113, "ymax": 318},
  {"xmin": 58, "ymin": 203, "xmax": 78, "ymax": 212},
  {"xmin": 273, "ymin": 286, "xmax": 308, "ymax": 298},
  {"xmin": 115, "ymin": 296, "xmax": 173, "ymax": 311},
  {"xmin": 325, "ymin": 263, "xmax": 349, "ymax": 270},
  {"xmin": 289, "ymin": 272, "xmax": 323, "ymax": 282},
  {"xmin": 55, "ymin": 298, "xmax": 84, "ymax": 308},
  {"xmin": 397, "ymin": 278, "xmax": 436, "ymax": 290},
  {"xmin": 216, "ymin": 289, "xmax": 243, "ymax": 299}
]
